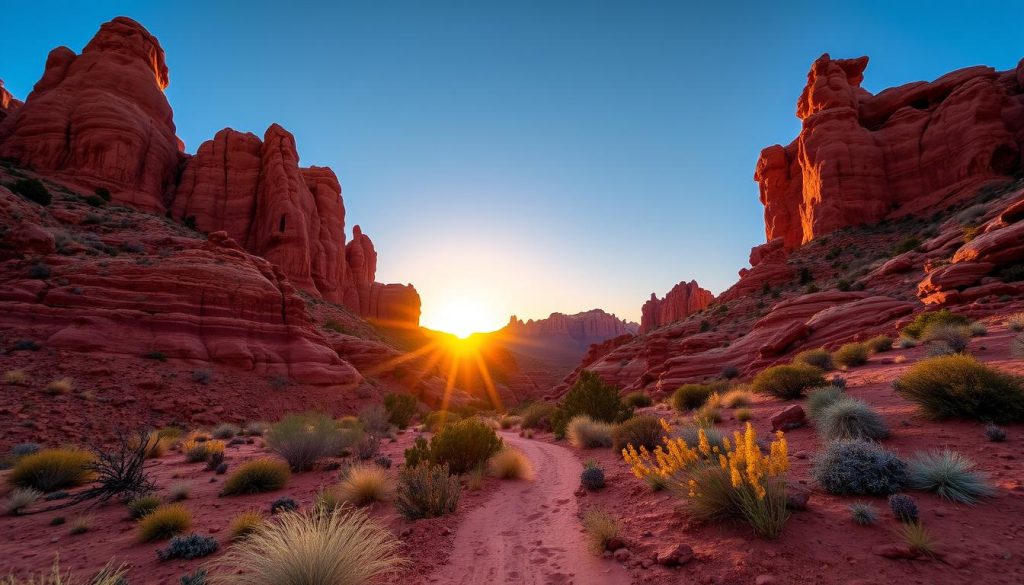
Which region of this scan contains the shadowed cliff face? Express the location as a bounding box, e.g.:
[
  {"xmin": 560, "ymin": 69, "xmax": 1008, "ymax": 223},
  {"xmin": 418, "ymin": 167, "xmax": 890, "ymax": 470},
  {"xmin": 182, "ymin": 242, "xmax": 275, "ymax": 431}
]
[
  {"xmin": 0, "ymin": 17, "xmax": 420, "ymax": 327},
  {"xmin": 756, "ymin": 54, "xmax": 1024, "ymax": 249}
]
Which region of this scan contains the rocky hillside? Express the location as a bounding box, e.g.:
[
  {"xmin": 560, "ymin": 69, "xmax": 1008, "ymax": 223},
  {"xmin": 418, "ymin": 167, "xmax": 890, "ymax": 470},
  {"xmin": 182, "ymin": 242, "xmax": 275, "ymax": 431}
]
[{"xmin": 555, "ymin": 54, "xmax": 1024, "ymax": 397}]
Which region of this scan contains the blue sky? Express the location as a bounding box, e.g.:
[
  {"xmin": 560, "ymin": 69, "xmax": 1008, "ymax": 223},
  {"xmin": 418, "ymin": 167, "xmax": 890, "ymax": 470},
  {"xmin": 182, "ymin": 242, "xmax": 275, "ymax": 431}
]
[{"xmin": 3, "ymin": 1, "xmax": 1022, "ymax": 331}]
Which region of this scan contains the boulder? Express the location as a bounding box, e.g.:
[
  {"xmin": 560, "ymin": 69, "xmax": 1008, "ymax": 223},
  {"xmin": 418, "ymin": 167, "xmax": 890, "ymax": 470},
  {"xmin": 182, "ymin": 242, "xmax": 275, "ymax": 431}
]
[
  {"xmin": 655, "ymin": 543, "xmax": 695, "ymax": 567},
  {"xmin": 770, "ymin": 405, "xmax": 806, "ymax": 431}
]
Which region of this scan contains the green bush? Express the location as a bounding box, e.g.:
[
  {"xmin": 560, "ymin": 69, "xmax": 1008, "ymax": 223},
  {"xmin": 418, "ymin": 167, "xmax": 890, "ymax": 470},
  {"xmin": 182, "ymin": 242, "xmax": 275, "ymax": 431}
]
[
  {"xmin": 403, "ymin": 437, "xmax": 431, "ymax": 468},
  {"xmin": 266, "ymin": 411, "xmax": 346, "ymax": 471},
  {"xmin": 11, "ymin": 178, "xmax": 51, "ymax": 206},
  {"xmin": 812, "ymin": 440, "xmax": 906, "ymax": 496},
  {"xmin": 817, "ymin": 397, "xmax": 889, "ymax": 441},
  {"xmin": 892, "ymin": 354, "xmax": 1024, "ymax": 422},
  {"xmin": 833, "ymin": 343, "xmax": 869, "ymax": 368},
  {"xmin": 220, "ymin": 458, "xmax": 291, "ymax": 495},
  {"xmin": 804, "ymin": 386, "xmax": 846, "ymax": 423},
  {"xmin": 519, "ymin": 403, "xmax": 556, "ymax": 431},
  {"xmin": 395, "ymin": 463, "xmax": 460, "ymax": 520},
  {"xmin": 137, "ymin": 503, "xmax": 192, "ymax": 542},
  {"xmin": 426, "ymin": 418, "xmax": 503, "ymax": 474},
  {"xmin": 902, "ymin": 309, "xmax": 971, "ymax": 339},
  {"xmin": 552, "ymin": 371, "xmax": 631, "ymax": 437},
  {"xmin": 752, "ymin": 364, "xmax": 826, "ymax": 399},
  {"xmin": 793, "ymin": 348, "xmax": 834, "ymax": 370},
  {"xmin": 866, "ymin": 335, "xmax": 893, "ymax": 353},
  {"xmin": 127, "ymin": 494, "xmax": 162, "ymax": 519},
  {"xmin": 611, "ymin": 416, "xmax": 663, "ymax": 452},
  {"xmin": 423, "ymin": 410, "xmax": 461, "ymax": 432},
  {"xmin": 672, "ymin": 383, "xmax": 714, "ymax": 411},
  {"xmin": 8, "ymin": 448, "xmax": 93, "ymax": 491},
  {"xmin": 383, "ymin": 394, "xmax": 418, "ymax": 429}
]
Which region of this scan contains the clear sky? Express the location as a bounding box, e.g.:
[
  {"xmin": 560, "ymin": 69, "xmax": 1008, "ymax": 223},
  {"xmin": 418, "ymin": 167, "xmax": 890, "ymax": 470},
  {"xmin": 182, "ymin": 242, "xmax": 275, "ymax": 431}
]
[{"xmin": 3, "ymin": 1, "xmax": 1022, "ymax": 333}]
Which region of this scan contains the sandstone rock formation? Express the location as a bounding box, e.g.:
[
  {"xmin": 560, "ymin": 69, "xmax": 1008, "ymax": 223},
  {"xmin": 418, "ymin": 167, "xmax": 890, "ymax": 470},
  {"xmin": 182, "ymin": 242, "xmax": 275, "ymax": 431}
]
[
  {"xmin": 639, "ymin": 280, "xmax": 713, "ymax": 333},
  {"xmin": 502, "ymin": 309, "xmax": 638, "ymax": 365},
  {"xmin": 0, "ymin": 17, "xmax": 420, "ymax": 327},
  {"xmin": 0, "ymin": 17, "xmax": 182, "ymax": 213},
  {"xmin": 756, "ymin": 54, "xmax": 1024, "ymax": 249}
]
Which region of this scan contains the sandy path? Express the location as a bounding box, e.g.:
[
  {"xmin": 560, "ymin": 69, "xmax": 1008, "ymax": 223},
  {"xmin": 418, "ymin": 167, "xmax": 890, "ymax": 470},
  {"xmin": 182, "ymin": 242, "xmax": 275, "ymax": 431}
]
[{"xmin": 424, "ymin": 431, "xmax": 632, "ymax": 585}]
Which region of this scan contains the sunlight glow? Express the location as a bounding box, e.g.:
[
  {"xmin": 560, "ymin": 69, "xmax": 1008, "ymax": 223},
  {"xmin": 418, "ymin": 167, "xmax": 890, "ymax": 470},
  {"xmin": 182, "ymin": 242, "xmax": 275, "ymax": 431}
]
[{"xmin": 421, "ymin": 295, "xmax": 505, "ymax": 338}]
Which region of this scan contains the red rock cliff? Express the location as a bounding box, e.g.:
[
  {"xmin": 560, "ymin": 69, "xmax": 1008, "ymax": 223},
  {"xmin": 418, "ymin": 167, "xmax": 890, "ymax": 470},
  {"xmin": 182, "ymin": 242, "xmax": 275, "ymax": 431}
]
[
  {"xmin": 639, "ymin": 280, "xmax": 714, "ymax": 334},
  {"xmin": 0, "ymin": 17, "xmax": 182, "ymax": 213},
  {"xmin": 505, "ymin": 309, "xmax": 638, "ymax": 343},
  {"xmin": 756, "ymin": 54, "xmax": 1024, "ymax": 249}
]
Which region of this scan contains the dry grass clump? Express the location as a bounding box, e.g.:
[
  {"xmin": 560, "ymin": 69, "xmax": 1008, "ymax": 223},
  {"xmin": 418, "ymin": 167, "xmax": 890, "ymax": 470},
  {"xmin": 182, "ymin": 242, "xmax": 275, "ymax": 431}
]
[
  {"xmin": 622, "ymin": 391, "xmax": 653, "ymax": 408},
  {"xmin": 182, "ymin": 438, "xmax": 225, "ymax": 464},
  {"xmin": 1006, "ymin": 313, "xmax": 1024, "ymax": 332},
  {"xmin": 44, "ymin": 378, "xmax": 73, "ymax": 396},
  {"xmin": 137, "ymin": 503, "xmax": 192, "ymax": 542},
  {"xmin": 0, "ymin": 559, "xmax": 128, "ymax": 585},
  {"xmin": 3, "ymin": 487, "xmax": 42, "ymax": 515},
  {"xmin": 337, "ymin": 464, "xmax": 394, "ymax": 505},
  {"xmin": 8, "ymin": 448, "xmax": 94, "ymax": 491},
  {"xmin": 220, "ymin": 458, "xmax": 291, "ymax": 496},
  {"xmin": 126, "ymin": 494, "xmax": 161, "ymax": 519},
  {"xmin": 582, "ymin": 507, "xmax": 619, "ymax": 554},
  {"xmin": 833, "ymin": 343, "xmax": 869, "ymax": 368},
  {"xmin": 906, "ymin": 450, "xmax": 994, "ymax": 504},
  {"xmin": 69, "ymin": 514, "xmax": 92, "ymax": 535},
  {"xmin": 266, "ymin": 411, "xmax": 348, "ymax": 471},
  {"xmin": 228, "ymin": 510, "xmax": 266, "ymax": 541},
  {"xmin": 488, "ymin": 448, "xmax": 533, "ymax": 480},
  {"xmin": 866, "ymin": 335, "xmax": 893, "ymax": 353},
  {"xmin": 752, "ymin": 364, "xmax": 826, "ymax": 399},
  {"xmin": 168, "ymin": 481, "xmax": 192, "ymax": 501},
  {"xmin": 817, "ymin": 398, "xmax": 889, "ymax": 441},
  {"xmin": 208, "ymin": 506, "xmax": 407, "ymax": 585},
  {"xmin": 133, "ymin": 432, "xmax": 174, "ymax": 459},
  {"xmin": 793, "ymin": 348, "xmax": 834, "ymax": 370},
  {"xmin": 3, "ymin": 369, "xmax": 29, "ymax": 386},
  {"xmin": 566, "ymin": 415, "xmax": 615, "ymax": 449},
  {"xmin": 735, "ymin": 407, "xmax": 752, "ymax": 422},
  {"xmin": 897, "ymin": 521, "xmax": 938, "ymax": 558},
  {"xmin": 612, "ymin": 415, "xmax": 664, "ymax": 451},
  {"xmin": 721, "ymin": 388, "xmax": 754, "ymax": 408},
  {"xmin": 804, "ymin": 385, "xmax": 846, "ymax": 423},
  {"xmin": 395, "ymin": 463, "xmax": 460, "ymax": 520},
  {"xmin": 892, "ymin": 354, "xmax": 1024, "ymax": 422}
]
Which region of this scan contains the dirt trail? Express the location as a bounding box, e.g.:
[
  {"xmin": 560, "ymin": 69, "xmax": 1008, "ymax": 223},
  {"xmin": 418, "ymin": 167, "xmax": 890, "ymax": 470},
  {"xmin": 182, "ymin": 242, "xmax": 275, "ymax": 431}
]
[{"xmin": 424, "ymin": 431, "xmax": 632, "ymax": 585}]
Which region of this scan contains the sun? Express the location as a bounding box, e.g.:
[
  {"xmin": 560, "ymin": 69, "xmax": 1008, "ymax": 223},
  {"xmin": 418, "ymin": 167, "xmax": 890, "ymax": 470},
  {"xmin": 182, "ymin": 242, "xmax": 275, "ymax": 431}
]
[{"xmin": 422, "ymin": 296, "xmax": 504, "ymax": 338}]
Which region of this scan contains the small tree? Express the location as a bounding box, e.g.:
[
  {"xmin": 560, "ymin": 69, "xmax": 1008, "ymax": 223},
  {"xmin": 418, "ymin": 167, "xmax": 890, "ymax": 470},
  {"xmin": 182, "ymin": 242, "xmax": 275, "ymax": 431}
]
[
  {"xmin": 383, "ymin": 394, "xmax": 418, "ymax": 429},
  {"xmin": 553, "ymin": 371, "xmax": 631, "ymax": 438}
]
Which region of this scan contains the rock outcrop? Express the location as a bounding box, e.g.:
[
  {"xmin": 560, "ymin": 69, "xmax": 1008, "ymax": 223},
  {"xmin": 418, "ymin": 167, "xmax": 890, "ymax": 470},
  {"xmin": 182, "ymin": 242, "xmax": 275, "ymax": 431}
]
[
  {"xmin": 0, "ymin": 17, "xmax": 420, "ymax": 327},
  {"xmin": 756, "ymin": 54, "xmax": 1024, "ymax": 249},
  {"xmin": 639, "ymin": 280, "xmax": 713, "ymax": 334},
  {"xmin": 505, "ymin": 309, "xmax": 638, "ymax": 343},
  {"xmin": 0, "ymin": 17, "xmax": 182, "ymax": 213}
]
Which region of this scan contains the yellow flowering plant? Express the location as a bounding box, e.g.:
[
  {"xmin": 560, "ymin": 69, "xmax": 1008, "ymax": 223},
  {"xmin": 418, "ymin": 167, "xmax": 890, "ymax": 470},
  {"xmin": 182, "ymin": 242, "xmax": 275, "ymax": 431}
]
[{"xmin": 623, "ymin": 420, "xmax": 790, "ymax": 537}]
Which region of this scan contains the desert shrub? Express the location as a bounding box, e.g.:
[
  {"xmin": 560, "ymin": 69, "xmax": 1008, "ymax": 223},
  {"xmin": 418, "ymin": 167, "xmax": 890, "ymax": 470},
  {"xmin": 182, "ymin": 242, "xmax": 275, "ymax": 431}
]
[
  {"xmin": 892, "ymin": 236, "xmax": 921, "ymax": 255},
  {"xmin": 168, "ymin": 481, "xmax": 192, "ymax": 501},
  {"xmin": 266, "ymin": 411, "xmax": 346, "ymax": 471},
  {"xmin": 3, "ymin": 487, "xmax": 42, "ymax": 515},
  {"xmin": 180, "ymin": 570, "xmax": 208, "ymax": 585},
  {"xmin": 968, "ymin": 322, "xmax": 988, "ymax": 337},
  {"xmin": 1006, "ymin": 313, "xmax": 1024, "ymax": 332},
  {"xmin": 182, "ymin": 438, "xmax": 224, "ymax": 464},
  {"xmin": 221, "ymin": 458, "xmax": 291, "ymax": 495},
  {"xmin": 902, "ymin": 309, "xmax": 971, "ymax": 339},
  {"xmin": 566, "ymin": 415, "xmax": 615, "ymax": 449},
  {"xmin": 6, "ymin": 442, "xmax": 41, "ymax": 464},
  {"xmin": 242, "ymin": 421, "xmax": 268, "ymax": 436},
  {"xmin": 337, "ymin": 464, "xmax": 393, "ymax": 506},
  {"xmin": 488, "ymin": 447, "xmax": 533, "ymax": 480},
  {"xmin": 135, "ymin": 432, "xmax": 173, "ymax": 459},
  {"xmin": 736, "ymin": 407, "xmax": 752, "ymax": 421},
  {"xmin": 3, "ymin": 369, "xmax": 29, "ymax": 386},
  {"xmin": 804, "ymin": 385, "xmax": 846, "ymax": 423},
  {"xmin": 403, "ymin": 436, "xmax": 431, "ymax": 468},
  {"xmin": 582, "ymin": 507, "xmax": 619, "ymax": 554},
  {"xmin": 374, "ymin": 455, "xmax": 392, "ymax": 469},
  {"xmin": 866, "ymin": 335, "xmax": 893, "ymax": 353},
  {"xmin": 44, "ymin": 377, "xmax": 73, "ymax": 396},
  {"xmin": 519, "ymin": 402, "xmax": 556, "ymax": 431},
  {"xmin": 622, "ymin": 391, "xmax": 653, "ymax": 408},
  {"xmin": 553, "ymin": 371, "xmax": 631, "ymax": 437},
  {"xmin": 427, "ymin": 417, "xmax": 503, "ymax": 474},
  {"xmin": 355, "ymin": 434, "xmax": 380, "ymax": 460},
  {"xmin": 612, "ymin": 415, "xmax": 663, "ymax": 452},
  {"xmin": 157, "ymin": 533, "xmax": 218, "ymax": 561},
  {"xmin": 357, "ymin": 404, "xmax": 391, "ymax": 436},
  {"xmin": 11, "ymin": 178, "xmax": 51, "ymax": 206},
  {"xmin": 138, "ymin": 503, "xmax": 192, "ymax": 542},
  {"xmin": 923, "ymin": 323, "xmax": 971, "ymax": 354},
  {"xmin": 1, "ymin": 560, "xmax": 128, "ymax": 585},
  {"xmin": 383, "ymin": 394, "xmax": 418, "ymax": 429},
  {"xmin": 720, "ymin": 365, "xmax": 740, "ymax": 379},
  {"xmin": 693, "ymin": 403, "xmax": 721, "ymax": 427},
  {"xmin": 270, "ymin": 497, "xmax": 298, "ymax": 514},
  {"xmin": 144, "ymin": 350, "xmax": 168, "ymax": 362},
  {"xmin": 817, "ymin": 398, "xmax": 889, "ymax": 441},
  {"xmin": 833, "ymin": 343, "xmax": 869, "ymax": 368},
  {"xmin": 8, "ymin": 448, "xmax": 93, "ymax": 491},
  {"xmin": 395, "ymin": 463, "xmax": 460, "ymax": 520},
  {"xmin": 752, "ymin": 364, "xmax": 826, "ymax": 399},
  {"xmin": 127, "ymin": 494, "xmax": 161, "ymax": 519},
  {"xmin": 422, "ymin": 410, "xmax": 461, "ymax": 432},
  {"xmin": 212, "ymin": 424, "xmax": 239, "ymax": 439},
  {"xmin": 907, "ymin": 450, "xmax": 993, "ymax": 504},
  {"xmin": 672, "ymin": 383, "xmax": 713, "ymax": 411},
  {"xmin": 888, "ymin": 494, "xmax": 919, "ymax": 523},
  {"xmin": 675, "ymin": 425, "xmax": 726, "ymax": 455},
  {"xmin": 812, "ymin": 440, "xmax": 906, "ymax": 496},
  {"xmin": 208, "ymin": 505, "xmax": 406, "ymax": 584},
  {"xmin": 721, "ymin": 388, "xmax": 753, "ymax": 408},
  {"xmin": 624, "ymin": 422, "xmax": 789, "ymax": 537},
  {"xmin": 897, "ymin": 521, "xmax": 937, "ymax": 558},
  {"xmin": 793, "ymin": 348, "xmax": 834, "ymax": 370},
  {"xmin": 228, "ymin": 511, "xmax": 265, "ymax": 541},
  {"xmin": 892, "ymin": 354, "xmax": 1024, "ymax": 422},
  {"xmin": 897, "ymin": 336, "xmax": 918, "ymax": 349},
  {"xmin": 580, "ymin": 461, "xmax": 606, "ymax": 491},
  {"xmin": 848, "ymin": 502, "xmax": 878, "ymax": 525},
  {"xmin": 985, "ymin": 424, "xmax": 1007, "ymax": 442}
]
